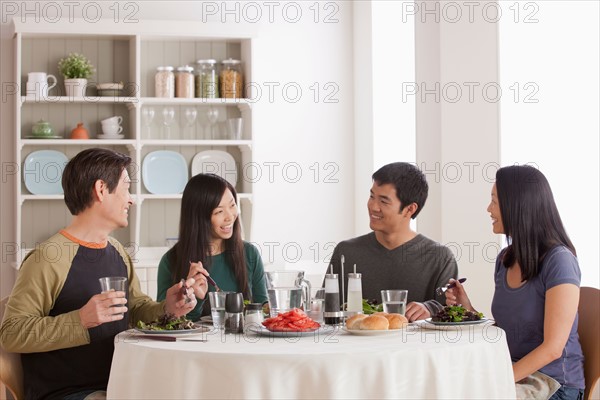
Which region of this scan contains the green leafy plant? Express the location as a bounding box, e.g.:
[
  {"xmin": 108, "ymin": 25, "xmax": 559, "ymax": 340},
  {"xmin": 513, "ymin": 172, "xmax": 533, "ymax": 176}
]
[{"xmin": 57, "ymin": 53, "xmax": 95, "ymax": 79}]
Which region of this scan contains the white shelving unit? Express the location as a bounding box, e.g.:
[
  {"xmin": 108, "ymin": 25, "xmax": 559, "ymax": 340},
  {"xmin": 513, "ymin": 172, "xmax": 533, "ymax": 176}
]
[{"xmin": 12, "ymin": 19, "xmax": 256, "ymax": 277}]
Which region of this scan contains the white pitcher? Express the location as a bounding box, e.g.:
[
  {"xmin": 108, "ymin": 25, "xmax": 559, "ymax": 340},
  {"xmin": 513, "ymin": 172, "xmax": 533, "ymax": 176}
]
[{"xmin": 26, "ymin": 72, "xmax": 57, "ymax": 98}]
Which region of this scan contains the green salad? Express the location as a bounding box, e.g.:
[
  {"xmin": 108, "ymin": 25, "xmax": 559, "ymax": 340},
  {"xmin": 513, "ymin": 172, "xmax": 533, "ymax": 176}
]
[
  {"xmin": 362, "ymin": 299, "xmax": 384, "ymax": 314},
  {"xmin": 432, "ymin": 305, "xmax": 484, "ymax": 322},
  {"xmin": 137, "ymin": 313, "xmax": 195, "ymax": 331}
]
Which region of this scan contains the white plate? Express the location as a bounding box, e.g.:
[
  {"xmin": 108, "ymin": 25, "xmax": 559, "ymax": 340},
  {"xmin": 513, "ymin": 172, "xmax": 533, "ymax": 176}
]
[
  {"xmin": 191, "ymin": 150, "xmax": 237, "ymax": 187},
  {"xmin": 142, "ymin": 150, "xmax": 188, "ymax": 194},
  {"xmin": 248, "ymin": 325, "xmax": 322, "ymax": 337},
  {"xmin": 415, "ymin": 318, "xmax": 491, "ymax": 331},
  {"xmin": 97, "ymin": 134, "xmax": 125, "ymax": 140},
  {"xmin": 134, "ymin": 323, "xmax": 209, "ymax": 336},
  {"xmin": 342, "ymin": 327, "xmax": 405, "ymax": 336},
  {"xmin": 23, "ymin": 150, "xmax": 68, "ymax": 195},
  {"xmin": 200, "ymin": 316, "xmax": 213, "ymax": 323}
]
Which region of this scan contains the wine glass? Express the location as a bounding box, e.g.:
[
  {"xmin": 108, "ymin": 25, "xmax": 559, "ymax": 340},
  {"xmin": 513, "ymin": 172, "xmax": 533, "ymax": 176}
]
[
  {"xmin": 206, "ymin": 107, "xmax": 219, "ymax": 139},
  {"xmin": 183, "ymin": 107, "xmax": 198, "ymax": 140},
  {"xmin": 141, "ymin": 107, "xmax": 155, "ymax": 139},
  {"xmin": 161, "ymin": 107, "xmax": 176, "ymax": 139}
]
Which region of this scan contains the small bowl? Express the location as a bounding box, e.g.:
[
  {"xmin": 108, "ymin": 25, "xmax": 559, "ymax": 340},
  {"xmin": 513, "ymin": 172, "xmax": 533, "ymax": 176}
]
[{"xmin": 96, "ymin": 82, "xmax": 124, "ymax": 97}]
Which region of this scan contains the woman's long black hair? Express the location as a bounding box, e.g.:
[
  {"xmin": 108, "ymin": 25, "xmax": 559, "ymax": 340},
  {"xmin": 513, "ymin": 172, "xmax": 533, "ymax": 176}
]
[
  {"xmin": 168, "ymin": 173, "xmax": 249, "ymax": 299},
  {"xmin": 496, "ymin": 165, "xmax": 576, "ymax": 281}
]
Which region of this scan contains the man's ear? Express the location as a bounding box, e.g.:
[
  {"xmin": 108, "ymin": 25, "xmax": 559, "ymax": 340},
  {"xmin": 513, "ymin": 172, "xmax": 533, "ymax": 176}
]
[
  {"xmin": 403, "ymin": 202, "xmax": 418, "ymax": 218},
  {"xmin": 93, "ymin": 179, "xmax": 106, "ymax": 202}
]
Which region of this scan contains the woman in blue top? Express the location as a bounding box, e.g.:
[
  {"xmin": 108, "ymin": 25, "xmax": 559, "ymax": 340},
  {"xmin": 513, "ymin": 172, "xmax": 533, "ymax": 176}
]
[
  {"xmin": 157, "ymin": 174, "xmax": 268, "ymax": 321},
  {"xmin": 446, "ymin": 165, "xmax": 585, "ymax": 400}
]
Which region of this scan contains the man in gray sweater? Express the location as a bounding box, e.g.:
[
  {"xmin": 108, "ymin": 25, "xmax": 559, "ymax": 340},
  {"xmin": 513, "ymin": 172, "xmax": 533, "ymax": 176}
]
[{"xmin": 329, "ymin": 162, "xmax": 458, "ymax": 322}]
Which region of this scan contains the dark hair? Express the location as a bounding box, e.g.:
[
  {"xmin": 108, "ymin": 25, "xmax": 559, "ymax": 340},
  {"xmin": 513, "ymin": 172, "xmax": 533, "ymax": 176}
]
[
  {"xmin": 496, "ymin": 165, "xmax": 576, "ymax": 281},
  {"xmin": 62, "ymin": 148, "xmax": 132, "ymax": 215},
  {"xmin": 169, "ymin": 174, "xmax": 249, "ymax": 299},
  {"xmin": 372, "ymin": 162, "xmax": 428, "ymax": 219}
]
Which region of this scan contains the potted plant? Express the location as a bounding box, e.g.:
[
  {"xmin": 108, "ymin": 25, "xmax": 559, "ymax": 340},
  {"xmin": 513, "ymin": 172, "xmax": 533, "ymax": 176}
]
[{"xmin": 58, "ymin": 53, "xmax": 94, "ymax": 98}]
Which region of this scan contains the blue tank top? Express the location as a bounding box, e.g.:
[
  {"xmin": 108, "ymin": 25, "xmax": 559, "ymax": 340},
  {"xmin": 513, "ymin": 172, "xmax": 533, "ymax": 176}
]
[{"xmin": 491, "ymin": 246, "xmax": 585, "ymax": 389}]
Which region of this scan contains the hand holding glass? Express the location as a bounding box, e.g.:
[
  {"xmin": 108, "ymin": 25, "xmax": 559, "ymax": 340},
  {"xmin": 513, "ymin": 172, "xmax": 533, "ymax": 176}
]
[{"xmin": 99, "ymin": 277, "xmax": 128, "ymax": 316}]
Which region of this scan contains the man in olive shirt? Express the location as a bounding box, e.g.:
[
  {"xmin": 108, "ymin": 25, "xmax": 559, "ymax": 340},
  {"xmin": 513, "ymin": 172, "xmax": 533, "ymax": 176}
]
[
  {"xmin": 330, "ymin": 162, "xmax": 458, "ymax": 322},
  {"xmin": 0, "ymin": 148, "xmax": 201, "ymax": 400}
]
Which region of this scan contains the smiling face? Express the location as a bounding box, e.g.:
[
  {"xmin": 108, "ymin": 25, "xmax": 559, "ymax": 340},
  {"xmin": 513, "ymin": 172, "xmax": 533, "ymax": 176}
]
[
  {"xmin": 210, "ymin": 188, "xmax": 238, "ymax": 246},
  {"xmin": 367, "ymin": 182, "xmax": 408, "ymax": 234},
  {"xmin": 486, "ymin": 183, "xmax": 504, "ymax": 234},
  {"xmin": 102, "ymin": 169, "xmax": 134, "ymax": 229}
]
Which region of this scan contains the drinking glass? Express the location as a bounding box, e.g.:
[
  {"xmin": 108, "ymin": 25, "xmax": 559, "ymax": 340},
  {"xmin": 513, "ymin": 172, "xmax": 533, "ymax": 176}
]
[
  {"xmin": 380, "ymin": 290, "xmax": 408, "ymax": 315},
  {"xmin": 99, "ymin": 277, "xmax": 128, "ymax": 316},
  {"xmin": 183, "ymin": 107, "xmax": 198, "ymax": 140},
  {"xmin": 206, "ymin": 107, "xmax": 219, "ymax": 139},
  {"xmin": 208, "ymin": 291, "xmax": 229, "ymax": 330},
  {"xmin": 161, "ymin": 107, "xmax": 176, "ymax": 139},
  {"xmin": 141, "ymin": 107, "xmax": 155, "ymax": 139}
]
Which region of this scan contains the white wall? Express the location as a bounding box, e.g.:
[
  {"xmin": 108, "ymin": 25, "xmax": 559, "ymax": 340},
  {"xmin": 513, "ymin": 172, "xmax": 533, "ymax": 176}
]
[
  {"xmin": 499, "ymin": 1, "xmax": 599, "ymax": 288},
  {"xmin": 353, "ymin": 1, "xmax": 416, "ymax": 236},
  {"xmin": 415, "ymin": 1, "xmax": 501, "ymax": 317}
]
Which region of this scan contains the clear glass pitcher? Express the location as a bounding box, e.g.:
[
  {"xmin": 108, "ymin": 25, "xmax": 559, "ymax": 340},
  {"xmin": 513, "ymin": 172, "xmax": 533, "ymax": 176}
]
[{"xmin": 264, "ymin": 271, "xmax": 311, "ymax": 315}]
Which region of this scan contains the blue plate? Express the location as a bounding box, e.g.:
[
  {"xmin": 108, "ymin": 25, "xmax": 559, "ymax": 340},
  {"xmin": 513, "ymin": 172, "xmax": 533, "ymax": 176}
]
[
  {"xmin": 23, "ymin": 150, "xmax": 68, "ymax": 195},
  {"xmin": 142, "ymin": 150, "xmax": 188, "ymax": 194}
]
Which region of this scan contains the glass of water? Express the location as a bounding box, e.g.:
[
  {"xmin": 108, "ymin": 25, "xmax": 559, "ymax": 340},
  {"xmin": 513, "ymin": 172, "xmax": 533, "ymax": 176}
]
[
  {"xmin": 380, "ymin": 290, "xmax": 408, "ymax": 315},
  {"xmin": 208, "ymin": 291, "xmax": 229, "ymax": 330}
]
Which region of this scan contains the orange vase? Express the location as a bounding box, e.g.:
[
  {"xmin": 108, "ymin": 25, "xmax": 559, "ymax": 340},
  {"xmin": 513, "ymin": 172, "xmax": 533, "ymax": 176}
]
[{"xmin": 71, "ymin": 122, "xmax": 89, "ymax": 139}]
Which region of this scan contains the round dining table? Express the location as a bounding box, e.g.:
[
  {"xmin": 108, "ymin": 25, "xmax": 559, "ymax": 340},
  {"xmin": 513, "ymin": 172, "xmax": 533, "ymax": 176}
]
[{"xmin": 107, "ymin": 321, "xmax": 516, "ymax": 399}]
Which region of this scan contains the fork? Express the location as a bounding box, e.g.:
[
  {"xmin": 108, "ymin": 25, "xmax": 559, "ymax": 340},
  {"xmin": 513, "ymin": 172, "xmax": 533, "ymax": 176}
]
[
  {"xmin": 180, "ymin": 279, "xmax": 192, "ymax": 304},
  {"xmin": 435, "ymin": 278, "xmax": 467, "ymax": 296}
]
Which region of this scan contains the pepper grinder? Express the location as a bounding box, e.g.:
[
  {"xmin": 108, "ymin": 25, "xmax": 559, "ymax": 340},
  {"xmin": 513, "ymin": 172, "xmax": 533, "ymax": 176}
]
[
  {"xmin": 323, "ymin": 271, "xmax": 342, "ymax": 325},
  {"xmin": 224, "ymin": 292, "xmax": 244, "ymax": 334}
]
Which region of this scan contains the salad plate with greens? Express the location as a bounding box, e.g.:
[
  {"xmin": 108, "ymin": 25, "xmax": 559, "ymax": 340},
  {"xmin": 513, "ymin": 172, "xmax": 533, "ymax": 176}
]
[
  {"xmin": 136, "ymin": 314, "xmax": 209, "ymax": 335},
  {"xmin": 417, "ymin": 305, "xmax": 490, "ymax": 329}
]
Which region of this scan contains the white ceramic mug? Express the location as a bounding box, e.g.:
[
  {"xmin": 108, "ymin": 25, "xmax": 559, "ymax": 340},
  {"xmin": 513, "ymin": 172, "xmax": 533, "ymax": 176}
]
[
  {"xmin": 101, "ymin": 116, "xmax": 123, "ymax": 125},
  {"xmin": 101, "ymin": 124, "xmax": 123, "ymax": 136},
  {"xmin": 26, "ymin": 72, "xmax": 57, "ymax": 98}
]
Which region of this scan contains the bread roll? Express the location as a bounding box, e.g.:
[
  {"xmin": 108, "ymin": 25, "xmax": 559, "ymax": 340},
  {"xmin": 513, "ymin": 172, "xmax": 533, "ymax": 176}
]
[
  {"xmin": 385, "ymin": 313, "xmax": 408, "ymax": 329},
  {"xmin": 373, "ymin": 312, "xmax": 389, "ymax": 317},
  {"xmin": 346, "ymin": 314, "xmax": 368, "ymax": 330},
  {"xmin": 359, "ymin": 315, "xmax": 389, "ymax": 330}
]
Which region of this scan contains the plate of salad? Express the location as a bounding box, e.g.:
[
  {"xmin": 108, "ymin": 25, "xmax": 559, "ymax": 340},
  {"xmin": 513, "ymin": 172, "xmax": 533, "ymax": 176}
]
[{"xmin": 136, "ymin": 314, "xmax": 209, "ymax": 335}]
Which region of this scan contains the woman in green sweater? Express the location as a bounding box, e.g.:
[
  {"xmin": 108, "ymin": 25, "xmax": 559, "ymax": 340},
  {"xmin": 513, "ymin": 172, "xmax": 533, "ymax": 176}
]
[{"xmin": 157, "ymin": 173, "xmax": 267, "ymax": 321}]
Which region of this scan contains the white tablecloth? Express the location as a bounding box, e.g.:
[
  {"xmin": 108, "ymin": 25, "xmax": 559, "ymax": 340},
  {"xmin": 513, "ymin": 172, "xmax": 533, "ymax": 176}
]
[{"xmin": 107, "ymin": 323, "xmax": 516, "ymax": 399}]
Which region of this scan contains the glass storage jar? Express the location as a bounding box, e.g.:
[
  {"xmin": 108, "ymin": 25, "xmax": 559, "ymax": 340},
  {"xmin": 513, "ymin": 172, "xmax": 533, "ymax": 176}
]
[
  {"xmin": 175, "ymin": 65, "xmax": 194, "ymax": 98},
  {"xmin": 155, "ymin": 66, "xmax": 174, "ymax": 98},
  {"xmin": 220, "ymin": 58, "xmax": 243, "ymax": 99},
  {"xmin": 195, "ymin": 59, "xmax": 219, "ymax": 98}
]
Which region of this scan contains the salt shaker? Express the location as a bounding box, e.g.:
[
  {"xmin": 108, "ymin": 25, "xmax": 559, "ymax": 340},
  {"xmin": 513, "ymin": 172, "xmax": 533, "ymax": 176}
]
[
  {"xmin": 346, "ymin": 272, "xmax": 363, "ymax": 314},
  {"xmin": 224, "ymin": 292, "xmax": 244, "ymax": 334},
  {"xmin": 243, "ymin": 303, "xmax": 264, "ymax": 330},
  {"xmin": 323, "ymin": 273, "xmax": 342, "ymax": 325}
]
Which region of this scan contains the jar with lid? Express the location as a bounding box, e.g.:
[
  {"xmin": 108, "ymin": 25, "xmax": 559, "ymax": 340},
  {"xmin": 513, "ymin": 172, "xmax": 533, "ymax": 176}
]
[
  {"xmin": 195, "ymin": 59, "xmax": 219, "ymax": 98},
  {"xmin": 220, "ymin": 58, "xmax": 243, "ymax": 99},
  {"xmin": 155, "ymin": 66, "xmax": 174, "ymax": 98},
  {"xmin": 175, "ymin": 65, "xmax": 194, "ymax": 98}
]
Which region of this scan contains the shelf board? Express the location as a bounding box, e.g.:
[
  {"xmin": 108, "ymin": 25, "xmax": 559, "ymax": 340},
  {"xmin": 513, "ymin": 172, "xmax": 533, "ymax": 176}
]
[
  {"xmin": 141, "ymin": 140, "xmax": 251, "ymax": 148},
  {"xmin": 19, "ymin": 139, "xmax": 136, "ymax": 151},
  {"xmin": 140, "ymin": 97, "xmax": 251, "ymax": 112},
  {"xmin": 21, "ymin": 96, "xmax": 138, "ymax": 104}
]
